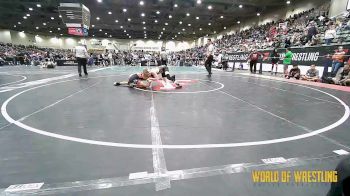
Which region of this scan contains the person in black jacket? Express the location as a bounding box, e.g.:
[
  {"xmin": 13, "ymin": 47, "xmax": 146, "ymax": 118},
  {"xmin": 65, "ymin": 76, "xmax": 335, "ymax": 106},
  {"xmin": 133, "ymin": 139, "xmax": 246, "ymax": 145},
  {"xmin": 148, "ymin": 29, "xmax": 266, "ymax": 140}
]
[
  {"xmin": 327, "ymin": 155, "xmax": 350, "ymax": 196},
  {"xmin": 270, "ymin": 48, "xmax": 280, "ymax": 75},
  {"xmin": 286, "ymin": 64, "xmax": 301, "ymax": 79},
  {"xmin": 284, "ymin": 38, "xmax": 291, "ymax": 48},
  {"xmin": 307, "ymin": 21, "xmax": 318, "ymax": 43}
]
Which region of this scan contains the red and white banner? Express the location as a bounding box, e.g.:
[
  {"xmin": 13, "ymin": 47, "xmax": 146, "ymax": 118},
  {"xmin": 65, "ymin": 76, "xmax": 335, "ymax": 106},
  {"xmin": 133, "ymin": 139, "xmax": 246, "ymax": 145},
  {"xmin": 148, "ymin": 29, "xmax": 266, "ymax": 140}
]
[{"xmin": 68, "ymin": 28, "xmax": 83, "ymax": 36}]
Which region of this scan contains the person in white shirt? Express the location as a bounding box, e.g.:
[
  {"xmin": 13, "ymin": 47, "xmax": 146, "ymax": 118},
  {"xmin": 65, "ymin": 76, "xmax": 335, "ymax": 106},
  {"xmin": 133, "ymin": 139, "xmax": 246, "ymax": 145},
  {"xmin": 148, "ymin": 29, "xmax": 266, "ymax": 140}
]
[
  {"xmin": 205, "ymin": 39, "xmax": 214, "ymax": 76},
  {"xmin": 217, "ymin": 52, "xmax": 223, "ymax": 68},
  {"xmin": 108, "ymin": 51, "xmax": 114, "ymax": 66},
  {"xmin": 160, "ymin": 50, "xmax": 167, "ymax": 66},
  {"xmin": 324, "ymin": 25, "xmax": 336, "ymax": 45},
  {"xmin": 75, "ymin": 44, "xmax": 89, "ymax": 77}
]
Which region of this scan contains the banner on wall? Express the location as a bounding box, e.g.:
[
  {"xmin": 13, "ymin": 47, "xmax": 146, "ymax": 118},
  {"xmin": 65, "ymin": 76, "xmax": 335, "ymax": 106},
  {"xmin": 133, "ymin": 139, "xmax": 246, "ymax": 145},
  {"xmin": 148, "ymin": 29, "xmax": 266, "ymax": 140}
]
[
  {"xmin": 56, "ymin": 60, "xmax": 77, "ymax": 66},
  {"xmin": 68, "ymin": 28, "xmax": 88, "ymax": 36},
  {"xmin": 132, "ymin": 46, "xmax": 161, "ymax": 51},
  {"xmin": 226, "ymin": 44, "xmax": 350, "ymax": 66}
]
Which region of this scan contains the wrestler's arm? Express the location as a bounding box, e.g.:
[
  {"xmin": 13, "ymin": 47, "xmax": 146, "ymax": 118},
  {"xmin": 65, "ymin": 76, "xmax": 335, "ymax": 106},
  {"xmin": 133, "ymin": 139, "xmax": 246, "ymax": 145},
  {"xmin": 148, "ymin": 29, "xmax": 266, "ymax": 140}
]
[{"xmin": 150, "ymin": 72, "xmax": 160, "ymax": 80}]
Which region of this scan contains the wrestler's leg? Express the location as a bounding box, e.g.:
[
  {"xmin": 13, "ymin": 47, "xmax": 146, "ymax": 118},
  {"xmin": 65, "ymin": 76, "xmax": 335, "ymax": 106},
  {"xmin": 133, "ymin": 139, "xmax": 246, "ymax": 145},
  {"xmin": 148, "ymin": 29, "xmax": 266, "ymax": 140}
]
[
  {"xmin": 114, "ymin": 74, "xmax": 139, "ymax": 86},
  {"xmin": 114, "ymin": 81, "xmax": 128, "ymax": 86},
  {"xmin": 162, "ymin": 67, "xmax": 175, "ymax": 82}
]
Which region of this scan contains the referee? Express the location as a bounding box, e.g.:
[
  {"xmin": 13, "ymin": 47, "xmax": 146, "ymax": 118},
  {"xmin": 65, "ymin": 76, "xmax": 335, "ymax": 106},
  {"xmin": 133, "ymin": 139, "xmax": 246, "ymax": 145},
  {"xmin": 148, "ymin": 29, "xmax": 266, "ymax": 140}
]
[
  {"xmin": 160, "ymin": 50, "xmax": 167, "ymax": 66},
  {"xmin": 75, "ymin": 43, "xmax": 89, "ymax": 77},
  {"xmin": 204, "ymin": 39, "xmax": 214, "ymax": 76}
]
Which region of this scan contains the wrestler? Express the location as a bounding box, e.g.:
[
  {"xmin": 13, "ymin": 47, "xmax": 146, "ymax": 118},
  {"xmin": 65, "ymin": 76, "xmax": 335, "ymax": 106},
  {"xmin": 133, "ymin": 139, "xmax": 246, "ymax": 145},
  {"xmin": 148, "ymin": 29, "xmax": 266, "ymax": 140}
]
[
  {"xmin": 150, "ymin": 65, "xmax": 176, "ymax": 82},
  {"xmin": 113, "ymin": 68, "xmax": 156, "ymax": 89}
]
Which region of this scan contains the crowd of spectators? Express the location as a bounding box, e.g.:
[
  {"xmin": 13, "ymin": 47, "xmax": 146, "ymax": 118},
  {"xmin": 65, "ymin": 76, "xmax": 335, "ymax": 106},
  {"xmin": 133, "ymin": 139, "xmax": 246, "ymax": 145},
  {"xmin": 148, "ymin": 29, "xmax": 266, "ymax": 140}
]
[
  {"xmin": 0, "ymin": 43, "xmax": 171, "ymax": 67},
  {"xmin": 176, "ymin": 3, "xmax": 350, "ymax": 58},
  {"xmin": 0, "ymin": 42, "xmax": 74, "ymax": 66}
]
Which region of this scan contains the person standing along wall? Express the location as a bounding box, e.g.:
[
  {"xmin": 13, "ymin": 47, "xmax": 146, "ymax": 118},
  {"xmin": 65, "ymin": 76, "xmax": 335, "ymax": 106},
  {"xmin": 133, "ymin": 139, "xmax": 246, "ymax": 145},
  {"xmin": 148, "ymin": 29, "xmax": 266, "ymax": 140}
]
[
  {"xmin": 283, "ymin": 48, "xmax": 293, "ymax": 77},
  {"xmin": 270, "ymin": 48, "xmax": 280, "ymax": 75},
  {"xmin": 248, "ymin": 49, "xmax": 262, "ymax": 74},
  {"xmin": 331, "ymin": 46, "xmax": 346, "ymax": 76}
]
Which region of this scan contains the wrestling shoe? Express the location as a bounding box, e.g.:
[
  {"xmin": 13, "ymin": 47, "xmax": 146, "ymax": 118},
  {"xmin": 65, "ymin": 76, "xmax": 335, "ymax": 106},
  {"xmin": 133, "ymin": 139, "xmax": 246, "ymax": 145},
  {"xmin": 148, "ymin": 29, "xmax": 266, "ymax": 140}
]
[
  {"xmin": 113, "ymin": 82, "xmax": 121, "ymax": 86},
  {"xmin": 175, "ymin": 82, "xmax": 182, "ymax": 89}
]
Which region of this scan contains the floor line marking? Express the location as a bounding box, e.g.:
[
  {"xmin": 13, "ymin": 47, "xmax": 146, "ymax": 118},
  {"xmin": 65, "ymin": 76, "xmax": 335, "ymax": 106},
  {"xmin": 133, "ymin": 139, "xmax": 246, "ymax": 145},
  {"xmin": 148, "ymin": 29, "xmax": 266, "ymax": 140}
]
[
  {"xmin": 0, "ymin": 73, "xmax": 76, "ymax": 93},
  {"xmin": 0, "ymin": 74, "xmax": 27, "ymax": 87},
  {"xmin": 1, "ymin": 74, "xmax": 349, "ymax": 149},
  {"xmin": 129, "ymin": 172, "xmax": 149, "ymax": 179},
  {"xmin": 0, "ymin": 123, "xmax": 12, "ymax": 131},
  {"xmin": 230, "ymin": 74, "xmax": 350, "ymax": 150},
  {"xmin": 150, "ymin": 92, "xmax": 171, "ymax": 191},
  {"xmin": 208, "ymin": 74, "xmax": 341, "ymax": 105},
  {"xmin": 200, "ymin": 81, "xmax": 350, "ymax": 150},
  {"xmin": 18, "ymin": 82, "xmax": 100, "ymax": 122},
  {"xmin": 333, "ymin": 149, "xmax": 349, "ymax": 155},
  {"xmin": 5, "ymin": 182, "xmax": 44, "ymax": 193},
  {"xmin": 0, "ymin": 82, "xmax": 99, "ymax": 134},
  {"xmin": 237, "ymin": 72, "xmax": 350, "ymax": 92},
  {"xmin": 0, "ymin": 74, "xmax": 124, "ymax": 131},
  {"xmin": 0, "ymin": 66, "xmax": 112, "ymax": 93},
  {"xmin": 243, "ymin": 80, "xmax": 341, "ymax": 105},
  {"xmin": 198, "ymin": 81, "xmax": 315, "ymax": 131},
  {"xmin": 0, "ymin": 151, "xmax": 346, "ymax": 195},
  {"xmin": 261, "ymin": 157, "xmax": 287, "ymax": 164}
]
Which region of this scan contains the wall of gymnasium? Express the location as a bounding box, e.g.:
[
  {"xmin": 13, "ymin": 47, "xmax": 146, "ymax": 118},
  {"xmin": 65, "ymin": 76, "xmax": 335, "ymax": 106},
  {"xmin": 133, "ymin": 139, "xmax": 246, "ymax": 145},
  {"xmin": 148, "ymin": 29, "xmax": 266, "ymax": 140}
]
[
  {"xmin": 328, "ymin": 0, "xmax": 349, "ymax": 18},
  {"xmin": 0, "ymin": 29, "xmax": 196, "ymax": 52},
  {"xmin": 0, "ymin": 29, "xmax": 12, "ymax": 43}
]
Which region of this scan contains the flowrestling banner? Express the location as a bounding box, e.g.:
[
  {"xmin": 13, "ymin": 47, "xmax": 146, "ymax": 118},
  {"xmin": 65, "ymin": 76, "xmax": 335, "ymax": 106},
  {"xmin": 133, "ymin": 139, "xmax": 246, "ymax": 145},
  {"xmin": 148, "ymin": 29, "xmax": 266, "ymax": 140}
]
[{"xmin": 226, "ymin": 44, "xmax": 350, "ymax": 66}]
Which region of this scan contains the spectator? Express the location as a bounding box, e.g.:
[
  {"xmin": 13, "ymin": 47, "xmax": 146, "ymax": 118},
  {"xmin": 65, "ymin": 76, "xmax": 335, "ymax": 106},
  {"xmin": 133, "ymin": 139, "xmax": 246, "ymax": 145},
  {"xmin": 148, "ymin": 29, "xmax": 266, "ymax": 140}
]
[
  {"xmin": 331, "ymin": 46, "xmax": 346, "ymax": 76},
  {"xmin": 108, "ymin": 51, "xmax": 114, "ymax": 66},
  {"xmin": 300, "ymin": 31, "xmax": 309, "ymax": 45},
  {"xmin": 270, "ymin": 48, "xmax": 280, "ymax": 75},
  {"xmin": 324, "ymin": 25, "xmax": 337, "ymax": 45},
  {"xmin": 306, "ymin": 21, "xmax": 318, "ymax": 43},
  {"xmin": 345, "ymin": 20, "xmax": 350, "ymax": 30},
  {"xmin": 248, "ymin": 49, "xmax": 262, "ymax": 74},
  {"xmin": 286, "ymin": 64, "xmax": 301, "ymax": 79},
  {"xmin": 222, "ymin": 52, "xmax": 229, "ymax": 70},
  {"xmin": 321, "ymin": 54, "xmax": 334, "ymax": 80},
  {"xmin": 301, "ymin": 64, "xmax": 320, "ymax": 81},
  {"xmin": 332, "ymin": 63, "xmax": 350, "ymax": 85},
  {"xmin": 0, "ymin": 56, "xmax": 5, "ymax": 66},
  {"xmin": 285, "ymin": 37, "xmax": 291, "ymax": 48},
  {"xmin": 283, "ymin": 48, "xmax": 293, "ymax": 76},
  {"xmin": 327, "ymin": 155, "xmax": 350, "ymax": 196},
  {"xmin": 87, "ymin": 54, "xmax": 94, "ymax": 66}
]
